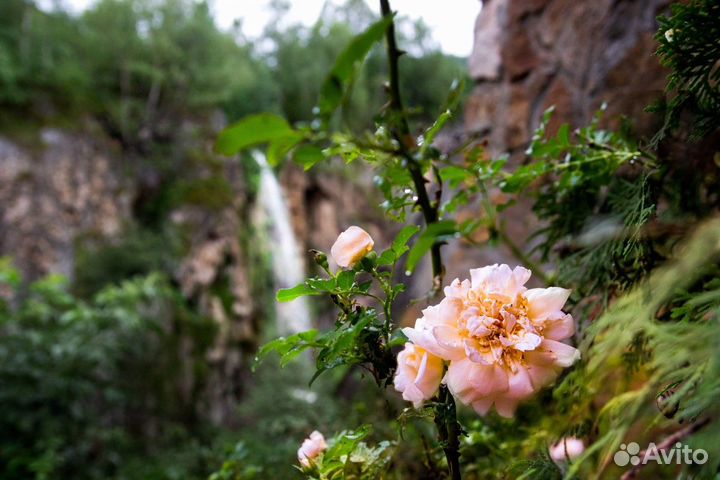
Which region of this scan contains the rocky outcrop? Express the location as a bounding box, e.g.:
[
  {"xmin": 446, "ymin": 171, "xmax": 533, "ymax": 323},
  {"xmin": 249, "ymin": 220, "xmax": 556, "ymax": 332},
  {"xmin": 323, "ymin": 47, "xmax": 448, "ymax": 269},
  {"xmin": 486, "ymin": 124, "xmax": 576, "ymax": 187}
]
[
  {"xmin": 436, "ymin": 0, "xmax": 673, "ymax": 302},
  {"xmin": 172, "ymin": 156, "xmax": 258, "ymax": 425},
  {"xmin": 0, "ymin": 128, "xmax": 132, "ymax": 283},
  {"xmin": 0, "ymin": 124, "xmax": 260, "ymax": 425},
  {"xmin": 466, "ymin": 0, "xmax": 670, "ymax": 154},
  {"xmin": 281, "ymin": 164, "xmax": 392, "ymax": 272}
]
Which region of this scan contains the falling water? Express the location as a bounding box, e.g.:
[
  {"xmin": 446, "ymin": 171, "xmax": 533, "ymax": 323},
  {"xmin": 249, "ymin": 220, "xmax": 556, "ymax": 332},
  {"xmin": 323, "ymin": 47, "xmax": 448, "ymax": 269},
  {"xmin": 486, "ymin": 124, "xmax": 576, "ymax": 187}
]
[{"xmin": 253, "ymin": 152, "xmax": 312, "ymax": 334}]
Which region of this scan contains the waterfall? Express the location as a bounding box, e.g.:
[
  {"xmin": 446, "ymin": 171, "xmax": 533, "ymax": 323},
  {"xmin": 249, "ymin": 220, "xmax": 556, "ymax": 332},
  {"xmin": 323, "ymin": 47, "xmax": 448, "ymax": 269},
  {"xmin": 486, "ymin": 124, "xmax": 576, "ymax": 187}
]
[{"xmin": 253, "ymin": 152, "xmax": 312, "ymax": 335}]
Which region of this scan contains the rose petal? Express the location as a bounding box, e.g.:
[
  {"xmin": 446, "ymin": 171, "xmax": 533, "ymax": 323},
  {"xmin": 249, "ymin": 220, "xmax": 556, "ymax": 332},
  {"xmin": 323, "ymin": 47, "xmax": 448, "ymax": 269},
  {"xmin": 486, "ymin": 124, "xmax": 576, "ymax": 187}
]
[
  {"xmin": 445, "ymin": 359, "xmax": 481, "ymax": 405},
  {"xmin": 468, "ymin": 362, "xmax": 509, "ymax": 397},
  {"xmin": 470, "ymin": 264, "xmax": 513, "ymax": 298},
  {"xmin": 511, "ymin": 266, "xmax": 532, "ymax": 288},
  {"xmin": 394, "ymin": 344, "xmax": 443, "ymax": 408},
  {"xmin": 421, "ymin": 297, "xmax": 462, "ymax": 328},
  {"xmin": 470, "ymin": 264, "xmax": 531, "ymax": 300},
  {"xmin": 493, "ymin": 396, "xmax": 519, "ymax": 418},
  {"xmin": 540, "ymin": 339, "xmax": 581, "ymax": 367},
  {"xmin": 526, "ymin": 362, "xmax": 559, "ymax": 390},
  {"xmin": 524, "ymin": 287, "xmax": 571, "ymax": 321},
  {"xmin": 472, "ymin": 397, "xmax": 493, "ymax": 415},
  {"xmin": 507, "ymin": 366, "xmax": 535, "ymax": 399},
  {"xmin": 444, "ymin": 278, "xmax": 471, "ymax": 299},
  {"xmin": 513, "ymin": 332, "xmax": 542, "ymax": 351},
  {"xmin": 432, "ymin": 325, "xmax": 466, "ymax": 358},
  {"xmin": 543, "ymin": 312, "xmax": 575, "ymax": 341}
]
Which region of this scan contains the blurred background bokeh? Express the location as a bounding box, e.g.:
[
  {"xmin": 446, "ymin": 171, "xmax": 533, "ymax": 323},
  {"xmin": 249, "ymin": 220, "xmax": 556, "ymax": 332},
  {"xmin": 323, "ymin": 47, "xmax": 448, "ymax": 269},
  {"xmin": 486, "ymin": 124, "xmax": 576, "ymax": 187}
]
[{"xmin": 0, "ymin": 0, "xmax": 687, "ymax": 478}]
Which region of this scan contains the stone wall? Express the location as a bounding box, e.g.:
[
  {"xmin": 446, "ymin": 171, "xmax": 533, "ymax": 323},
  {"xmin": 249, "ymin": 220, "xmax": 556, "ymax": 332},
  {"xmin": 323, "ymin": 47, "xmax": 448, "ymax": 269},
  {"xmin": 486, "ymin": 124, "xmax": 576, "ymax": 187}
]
[
  {"xmin": 466, "ymin": 0, "xmax": 670, "ymax": 154},
  {"xmin": 0, "ymin": 129, "xmax": 132, "ymax": 283}
]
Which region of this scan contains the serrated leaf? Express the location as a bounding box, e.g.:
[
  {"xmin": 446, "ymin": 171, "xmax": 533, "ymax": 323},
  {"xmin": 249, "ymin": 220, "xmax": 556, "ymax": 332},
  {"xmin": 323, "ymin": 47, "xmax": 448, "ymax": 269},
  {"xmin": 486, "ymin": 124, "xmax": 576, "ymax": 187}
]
[
  {"xmin": 307, "ymin": 278, "xmax": 336, "ymax": 291},
  {"xmin": 267, "ymin": 135, "xmax": 302, "ymax": 167},
  {"xmin": 376, "ymin": 250, "xmax": 396, "ymax": 266},
  {"xmin": 556, "ymin": 123, "xmax": 570, "ymax": 147},
  {"xmin": 420, "ymin": 110, "xmax": 452, "ymax": 155},
  {"xmin": 445, "ymin": 78, "xmax": 466, "ymax": 111},
  {"xmin": 317, "ymin": 16, "xmax": 393, "ymax": 120},
  {"xmin": 336, "ymin": 270, "xmax": 355, "ymax": 291},
  {"xmin": 377, "ymin": 225, "xmax": 420, "ymax": 266},
  {"xmin": 392, "ymin": 224, "xmax": 420, "ymax": 252},
  {"xmin": 357, "ymin": 280, "xmax": 373, "ymax": 293},
  {"xmin": 216, "ymin": 113, "xmax": 301, "ymax": 156},
  {"xmin": 253, "ymin": 329, "xmax": 319, "ymax": 370},
  {"xmin": 293, "ymin": 144, "xmax": 325, "ymax": 170},
  {"xmin": 439, "ymin": 165, "xmax": 471, "ymax": 186},
  {"xmin": 276, "ymin": 283, "xmax": 323, "ymax": 303},
  {"xmin": 406, "ymin": 220, "xmax": 457, "ymax": 273}
]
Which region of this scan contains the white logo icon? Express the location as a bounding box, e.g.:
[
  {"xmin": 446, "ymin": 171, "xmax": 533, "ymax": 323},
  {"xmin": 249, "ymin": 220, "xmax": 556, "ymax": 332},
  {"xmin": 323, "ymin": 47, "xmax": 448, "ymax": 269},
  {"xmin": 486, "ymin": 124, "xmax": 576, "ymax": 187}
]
[
  {"xmin": 613, "ymin": 443, "xmax": 641, "ymax": 466},
  {"xmin": 613, "ymin": 441, "xmax": 708, "ymax": 467}
]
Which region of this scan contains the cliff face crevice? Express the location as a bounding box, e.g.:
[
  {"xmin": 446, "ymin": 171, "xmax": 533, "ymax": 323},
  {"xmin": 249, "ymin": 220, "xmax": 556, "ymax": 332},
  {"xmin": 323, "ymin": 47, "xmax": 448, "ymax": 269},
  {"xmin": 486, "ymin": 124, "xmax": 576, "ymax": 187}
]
[{"xmin": 466, "ymin": 0, "xmax": 670, "ymax": 155}]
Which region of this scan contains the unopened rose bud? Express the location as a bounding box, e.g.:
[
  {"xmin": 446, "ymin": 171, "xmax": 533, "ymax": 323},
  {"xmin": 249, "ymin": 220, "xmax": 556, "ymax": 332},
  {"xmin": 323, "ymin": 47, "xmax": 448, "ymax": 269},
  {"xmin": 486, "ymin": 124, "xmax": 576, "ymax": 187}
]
[
  {"xmin": 330, "ymin": 226, "xmax": 374, "ymax": 268},
  {"xmin": 310, "ymin": 249, "xmax": 329, "ymax": 271},
  {"xmin": 550, "ymin": 437, "xmax": 585, "ymax": 464},
  {"xmin": 297, "ymin": 430, "xmax": 327, "ymax": 468}
]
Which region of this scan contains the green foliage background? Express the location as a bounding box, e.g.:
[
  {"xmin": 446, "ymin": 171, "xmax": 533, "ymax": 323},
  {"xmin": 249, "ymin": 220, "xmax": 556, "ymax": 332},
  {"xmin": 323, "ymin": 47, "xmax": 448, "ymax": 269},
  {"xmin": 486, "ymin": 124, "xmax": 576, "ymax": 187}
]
[{"xmin": 1, "ymin": 0, "xmax": 719, "ymax": 479}]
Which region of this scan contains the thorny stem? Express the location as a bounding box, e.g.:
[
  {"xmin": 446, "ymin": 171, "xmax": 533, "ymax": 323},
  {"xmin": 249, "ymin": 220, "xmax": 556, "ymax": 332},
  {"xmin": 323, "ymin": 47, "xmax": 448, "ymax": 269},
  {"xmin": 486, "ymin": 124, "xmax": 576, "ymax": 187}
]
[
  {"xmin": 380, "ymin": 0, "xmax": 443, "ymax": 290},
  {"xmin": 379, "ymin": 1, "xmax": 459, "ymax": 478},
  {"xmin": 434, "ymin": 386, "xmax": 462, "ymax": 480}
]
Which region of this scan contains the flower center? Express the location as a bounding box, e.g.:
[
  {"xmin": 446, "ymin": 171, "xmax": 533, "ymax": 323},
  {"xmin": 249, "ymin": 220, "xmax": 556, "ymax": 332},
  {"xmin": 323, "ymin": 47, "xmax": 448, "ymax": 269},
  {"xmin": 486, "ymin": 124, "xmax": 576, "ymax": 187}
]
[{"xmin": 459, "ymin": 292, "xmax": 539, "ymax": 366}]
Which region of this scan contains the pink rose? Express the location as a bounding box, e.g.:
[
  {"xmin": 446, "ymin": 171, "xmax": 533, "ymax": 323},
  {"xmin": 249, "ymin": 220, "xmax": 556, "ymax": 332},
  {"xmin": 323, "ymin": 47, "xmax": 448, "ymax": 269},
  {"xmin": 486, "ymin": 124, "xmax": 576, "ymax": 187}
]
[
  {"xmin": 394, "ymin": 343, "xmax": 444, "ymax": 408},
  {"xmin": 297, "ymin": 430, "xmax": 327, "ymax": 468},
  {"xmin": 330, "ymin": 226, "xmax": 374, "ymax": 268},
  {"xmin": 402, "ymin": 264, "xmax": 580, "ymax": 417},
  {"xmin": 549, "ymin": 437, "xmax": 585, "ymax": 463}
]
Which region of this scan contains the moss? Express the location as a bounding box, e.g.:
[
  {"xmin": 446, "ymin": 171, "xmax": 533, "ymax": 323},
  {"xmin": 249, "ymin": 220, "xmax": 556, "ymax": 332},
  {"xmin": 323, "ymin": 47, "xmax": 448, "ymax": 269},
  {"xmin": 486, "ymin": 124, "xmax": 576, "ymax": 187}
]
[
  {"xmin": 170, "ymin": 176, "xmax": 234, "ymax": 211},
  {"xmin": 73, "ymin": 227, "xmax": 180, "ymax": 299}
]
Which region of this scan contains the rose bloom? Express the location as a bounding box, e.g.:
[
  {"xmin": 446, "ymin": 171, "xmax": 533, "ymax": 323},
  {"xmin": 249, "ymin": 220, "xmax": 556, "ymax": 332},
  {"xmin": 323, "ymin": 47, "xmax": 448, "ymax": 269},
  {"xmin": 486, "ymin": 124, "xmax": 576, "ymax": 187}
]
[
  {"xmin": 297, "ymin": 430, "xmax": 328, "ymax": 468},
  {"xmin": 549, "ymin": 437, "xmax": 585, "ymax": 463},
  {"xmin": 330, "ymin": 226, "xmax": 374, "ymax": 268},
  {"xmin": 403, "ymin": 264, "xmax": 580, "ymax": 417},
  {"xmin": 394, "ymin": 343, "xmax": 443, "ymax": 408}
]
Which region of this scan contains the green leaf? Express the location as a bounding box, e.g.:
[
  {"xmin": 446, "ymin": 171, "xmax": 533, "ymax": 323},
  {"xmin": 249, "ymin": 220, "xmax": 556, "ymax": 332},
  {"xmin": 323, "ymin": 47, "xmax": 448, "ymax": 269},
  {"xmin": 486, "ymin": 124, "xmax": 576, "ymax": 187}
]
[
  {"xmin": 216, "ymin": 113, "xmax": 301, "ymax": 156},
  {"xmin": 377, "ymin": 225, "xmax": 420, "ymax": 266},
  {"xmin": 376, "ymin": 250, "xmax": 396, "ymax": 266},
  {"xmin": 307, "ymin": 278, "xmax": 336, "ymax": 291},
  {"xmin": 500, "ymin": 161, "xmax": 548, "ymax": 193},
  {"xmin": 336, "ymin": 270, "xmax": 355, "ymax": 291},
  {"xmin": 406, "ymin": 221, "xmax": 457, "ymax": 273},
  {"xmin": 439, "ymin": 165, "xmax": 472, "ymax": 187},
  {"xmin": 253, "ymin": 330, "xmax": 319, "ymax": 370},
  {"xmin": 444, "ymin": 77, "xmax": 466, "ymax": 111},
  {"xmin": 317, "ymin": 15, "xmax": 393, "ymax": 120},
  {"xmin": 293, "ymin": 144, "xmax": 325, "ymax": 170},
  {"xmin": 556, "ymin": 123, "xmax": 570, "ymax": 148},
  {"xmin": 276, "ymin": 283, "xmax": 324, "ymax": 303},
  {"xmin": 392, "ymin": 225, "xmax": 421, "ymax": 252},
  {"xmin": 0, "ymin": 257, "xmax": 21, "ymax": 288},
  {"xmin": 420, "ymin": 110, "xmax": 452, "ymax": 154},
  {"xmin": 267, "ymin": 135, "xmax": 301, "ymax": 167}
]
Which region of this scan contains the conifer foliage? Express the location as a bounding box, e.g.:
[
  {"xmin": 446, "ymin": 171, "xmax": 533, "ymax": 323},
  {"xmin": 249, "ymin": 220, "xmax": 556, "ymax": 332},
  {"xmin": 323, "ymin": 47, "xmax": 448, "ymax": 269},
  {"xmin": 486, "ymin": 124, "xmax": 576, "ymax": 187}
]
[{"xmin": 219, "ymin": 0, "xmax": 720, "ymax": 477}]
